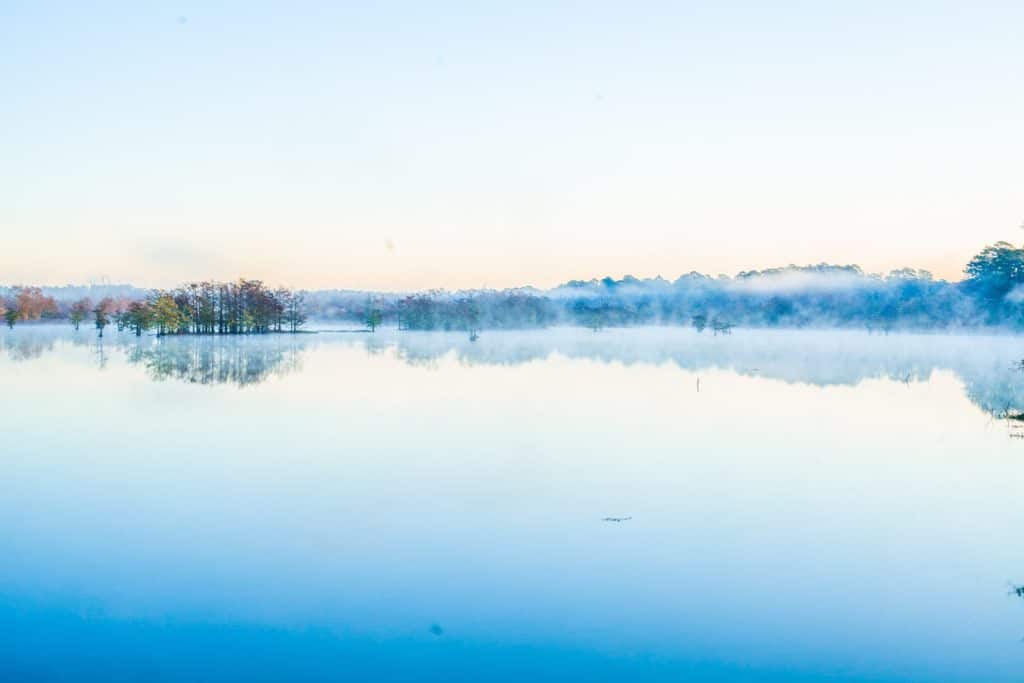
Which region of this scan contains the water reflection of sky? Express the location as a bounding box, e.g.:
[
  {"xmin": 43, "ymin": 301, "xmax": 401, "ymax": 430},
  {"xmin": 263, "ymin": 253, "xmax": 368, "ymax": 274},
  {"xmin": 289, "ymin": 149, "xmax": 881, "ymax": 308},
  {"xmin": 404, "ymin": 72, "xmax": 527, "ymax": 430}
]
[
  {"xmin": 1, "ymin": 325, "xmax": 1023, "ymax": 681},
  {"xmin": 4, "ymin": 325, "xmax": 1024, "ymax": 416}
]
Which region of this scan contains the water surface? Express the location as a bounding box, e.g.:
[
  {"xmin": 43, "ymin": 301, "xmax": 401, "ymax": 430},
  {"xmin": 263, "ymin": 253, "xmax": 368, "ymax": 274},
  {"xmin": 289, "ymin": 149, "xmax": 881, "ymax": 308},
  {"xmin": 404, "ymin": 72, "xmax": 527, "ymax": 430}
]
[{"xmin": 2, "ymin": 326, "xmax": 1023, "ymax": 681}]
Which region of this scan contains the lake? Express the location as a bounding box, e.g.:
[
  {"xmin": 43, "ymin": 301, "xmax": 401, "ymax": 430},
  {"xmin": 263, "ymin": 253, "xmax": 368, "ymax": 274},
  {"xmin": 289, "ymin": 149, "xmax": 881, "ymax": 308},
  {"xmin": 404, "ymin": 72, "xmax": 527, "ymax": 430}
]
[{"xmin": 2, "ymin": 325, "xmax": 1023, "ymax": 681}]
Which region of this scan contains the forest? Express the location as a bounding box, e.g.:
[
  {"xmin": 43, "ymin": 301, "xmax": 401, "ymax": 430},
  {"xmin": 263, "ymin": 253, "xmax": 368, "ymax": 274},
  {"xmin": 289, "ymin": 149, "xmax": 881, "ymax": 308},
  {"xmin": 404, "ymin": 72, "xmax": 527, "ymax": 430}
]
[
  {"xmin": 302, "ymin": 242, "xmax": 1024, "ymax": 332},
  {"xmin": 5, "ymin": 242, "xmax": 1024, "ymax": 334}
]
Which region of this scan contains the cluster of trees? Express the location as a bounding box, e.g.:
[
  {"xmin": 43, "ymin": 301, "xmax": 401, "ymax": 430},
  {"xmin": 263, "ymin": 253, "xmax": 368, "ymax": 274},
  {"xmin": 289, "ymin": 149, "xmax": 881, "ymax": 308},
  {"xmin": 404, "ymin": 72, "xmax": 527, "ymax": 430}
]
[
  {"xmin": 2, "ymin": 287, "xmax": 59, "ymax": 328},
  {"xmin": 396, "ymin": 295, "xmax": 480, "ymax": 332},
  {"xmin": 135, "ymin": 280, "xmax": 307, "ymax": 336},
  {"xmin": 3, "ymin": 280, "xmax": 307, "ymax": 336},
  {"xmin": 1, "ymin": 286, "xmax": 138, "ymax": 333},
  {"xmin": 307, "ymin": 290, "xmax": 555, "ymax": 332}
]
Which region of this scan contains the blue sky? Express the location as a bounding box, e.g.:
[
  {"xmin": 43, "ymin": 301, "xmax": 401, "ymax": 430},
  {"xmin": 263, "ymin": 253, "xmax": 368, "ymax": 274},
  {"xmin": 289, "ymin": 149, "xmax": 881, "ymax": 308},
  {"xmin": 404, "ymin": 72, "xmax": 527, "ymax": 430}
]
[{"xmin": 3, "ymin": 1, "xmax": 1023, "ymax": 289}]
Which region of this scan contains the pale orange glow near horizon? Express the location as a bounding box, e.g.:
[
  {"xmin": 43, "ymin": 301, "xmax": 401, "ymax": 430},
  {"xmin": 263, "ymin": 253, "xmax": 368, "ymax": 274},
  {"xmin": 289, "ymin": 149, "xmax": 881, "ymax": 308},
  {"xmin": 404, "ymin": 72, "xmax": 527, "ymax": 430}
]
[{"xmin": 0, "ymin": 231, "xmax": 998, "ymax": 291}]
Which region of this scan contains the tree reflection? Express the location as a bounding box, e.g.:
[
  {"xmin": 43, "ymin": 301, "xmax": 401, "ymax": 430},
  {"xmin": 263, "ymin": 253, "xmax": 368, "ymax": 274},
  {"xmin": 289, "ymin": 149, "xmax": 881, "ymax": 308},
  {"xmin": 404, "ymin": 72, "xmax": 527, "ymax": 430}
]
[
  {"xmin": 126, "ymin": 337, "xmax": 305, "ymax": 386},
  {"xmin": 0, "ymin": 334, "xmax": 55, "ymax": 361},
  {"xmin": 359, "ymin": 328, "xmax": 1024, "ymax": 421},
  {"xmin": 7, "ymin": 327, "xmax": 1024, "ymax": 417},
  {"xmin": 1, "ymin": 327, "xmax": 307, "ymax": 387}
]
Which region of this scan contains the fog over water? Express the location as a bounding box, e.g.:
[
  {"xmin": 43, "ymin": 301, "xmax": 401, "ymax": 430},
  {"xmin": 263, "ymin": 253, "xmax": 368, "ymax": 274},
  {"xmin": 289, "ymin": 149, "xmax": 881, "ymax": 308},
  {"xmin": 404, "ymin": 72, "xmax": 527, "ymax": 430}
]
[
  {"xmin": 5, "ymin": 324, "xmax": 1024, "ymax": 417},
  {"xmin": 2, "ymin": 325, "xmax": 1023, "ymax": 681}
]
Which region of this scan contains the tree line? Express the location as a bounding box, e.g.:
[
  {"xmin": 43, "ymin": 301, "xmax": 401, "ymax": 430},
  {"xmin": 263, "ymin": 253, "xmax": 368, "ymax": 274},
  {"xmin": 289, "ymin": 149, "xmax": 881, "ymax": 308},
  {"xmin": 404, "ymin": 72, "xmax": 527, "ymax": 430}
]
[
  {"xmin": 301, "ymin": 243, "xmax": 1024, "ymax": 333},
  {"xmin": 9, "ymin": 242, "xmax": 1024, "ymax": 334},
  {"xmin": 2, "ymin": 280, "xmax": 306, "ymax": 336}
]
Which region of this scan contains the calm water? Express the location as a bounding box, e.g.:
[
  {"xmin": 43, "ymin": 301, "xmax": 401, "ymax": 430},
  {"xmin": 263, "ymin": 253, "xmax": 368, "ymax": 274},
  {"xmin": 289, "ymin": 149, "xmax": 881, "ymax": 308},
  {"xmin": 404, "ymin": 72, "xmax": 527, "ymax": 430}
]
[{"xmin": 2, "ymin": 325, "xmax": 1023, "ymax": 681}]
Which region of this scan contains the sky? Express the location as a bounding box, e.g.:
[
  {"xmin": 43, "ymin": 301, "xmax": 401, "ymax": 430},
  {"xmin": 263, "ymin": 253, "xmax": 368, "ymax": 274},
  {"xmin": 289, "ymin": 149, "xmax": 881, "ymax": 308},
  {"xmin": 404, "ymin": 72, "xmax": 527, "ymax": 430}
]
[{"xmin": 3, "ymin": 1, "xmax": 1023, "ymax": 291}]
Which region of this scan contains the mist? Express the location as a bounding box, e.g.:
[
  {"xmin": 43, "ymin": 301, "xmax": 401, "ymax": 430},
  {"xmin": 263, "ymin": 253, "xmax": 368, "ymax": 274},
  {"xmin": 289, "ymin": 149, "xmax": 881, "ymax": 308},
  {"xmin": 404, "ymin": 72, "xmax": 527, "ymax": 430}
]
[{"xmin": 6, "ymin": 242, "xmax": 1024, "ymax": 334}]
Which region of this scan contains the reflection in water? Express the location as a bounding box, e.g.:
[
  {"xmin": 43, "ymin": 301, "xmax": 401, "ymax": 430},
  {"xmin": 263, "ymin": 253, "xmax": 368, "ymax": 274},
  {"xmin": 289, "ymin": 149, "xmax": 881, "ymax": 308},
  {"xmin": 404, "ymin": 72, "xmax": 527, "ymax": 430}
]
[
  {"xmin": 365, "ymin": 328, "xmax": 1024, "ymax": 419},
  {"xmin": 5, "ymin": 326, "xmax": 1024, "ymax": 414},
  {"xmin": 125, "ymin": 338, "xmax": 304, "ymax": 386},
  {"xmin": 0, "ymin": 334, "xmax": 56, "ymax": 361},
  {"xmin": 1, "ymin": 327, "xmax": 308, "ymax": 387},
  {"xmin": 3, "ymin": 325, "xmax": 1024, "ymax": 681}
]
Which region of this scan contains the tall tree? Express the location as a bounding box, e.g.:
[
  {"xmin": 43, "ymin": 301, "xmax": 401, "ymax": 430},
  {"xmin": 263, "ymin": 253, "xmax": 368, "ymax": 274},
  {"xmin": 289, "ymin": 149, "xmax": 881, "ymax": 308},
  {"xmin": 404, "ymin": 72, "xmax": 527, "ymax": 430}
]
[
  {"xmin": 151, "ymin": 294, "xmax": 186, "ymax": 336},
  {"xmin": 93, "ymin": 298, "xmax": 113, "ymax": 337},
  {"xmin": 964, "ymin": 242, "xmax": 1024, "ymax": 301},
  {"xmin": 285, "ymin": 291, "xmax": 307, "ymax": 333},
  {"xmin": 13, "ymin": 287, "xmax": 57, "ymax": 320},
  {"xmin": 3, "ymin": 302, "xmax": 17, "ymax": 329},
  {"xmin": 124, "ymin": 301, "xmax": 153, "ymax": 336},
  {"xmin": 69, "ymin": 298, "xmax": 92, "ymax": 331},
  {"xmin": 364, "ymin": 297, "xmax": 382, "ymax": 332}
]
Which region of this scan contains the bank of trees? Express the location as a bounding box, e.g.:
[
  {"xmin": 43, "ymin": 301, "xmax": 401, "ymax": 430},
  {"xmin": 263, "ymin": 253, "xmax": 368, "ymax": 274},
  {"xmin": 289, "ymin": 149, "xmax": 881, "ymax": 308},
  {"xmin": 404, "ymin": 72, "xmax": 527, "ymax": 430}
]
[
  {"xmin": 10, "ymin": 242, "xmax": 1024, "ymax": 334},
  {"xmin": 304, "ymin": 290, "xmax": 555, "ymax": 331},
  {"xmin": 395, "ymin": 294, "xmax": 474, "ymax": 331},
  {"xmin": 298, "ymin": 243, "xmax": 1024, "ymax": 332}
]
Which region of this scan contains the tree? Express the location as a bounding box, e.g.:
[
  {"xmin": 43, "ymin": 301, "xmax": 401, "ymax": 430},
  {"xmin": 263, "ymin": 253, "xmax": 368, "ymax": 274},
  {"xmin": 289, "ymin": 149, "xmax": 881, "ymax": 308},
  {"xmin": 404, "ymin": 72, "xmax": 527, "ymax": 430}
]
[
  {"xmin": 124, "ymin": 301, "xmax": 153, "ymax": 336},
  {"xmin": 711, "ymin": 317, "xmax": 733, "ymax": 335},
  {"xmin": 571, "ymin": 300, "xmax": 609, "ymax": 331},
  {"xmin": 454, "ymin": 297, "xmax": 480, "ymax": 334},
  {"xmin": 93, "ymin": 298, "xmax": 112, "ymax": 337},
  {"xmin": 691, "ymin": 313, "xmax": 708, "ymax": 333},
  {"xmin": 396, "ymin": 294, "xmax": 438, "ymax": 330},
  {"xmin": 964, "ymin": 242, "xmax": 1024, "ymax": 301},
  {"xmin": 364, "ymin": 297, "xmax": 382, "ymax": 332},
  {"xmin": 3, "ymin": 303, "xmax": 17, "ymax": 329},
  {"xmin": 151, "ymin": 294, "xmax": 186, "ymax": 336},
  {"xmin": 12, "ymin": 287, "xmax": 57, "ymax": 321},
  {"xmin": 285, "ymin": 291, "xmax": 307, "ymax": 333},
  {"xmin": 69, "ymin": 298, "xmax": 91, "ymax": 331}
]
